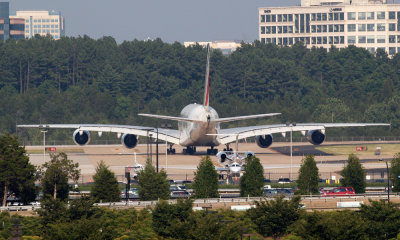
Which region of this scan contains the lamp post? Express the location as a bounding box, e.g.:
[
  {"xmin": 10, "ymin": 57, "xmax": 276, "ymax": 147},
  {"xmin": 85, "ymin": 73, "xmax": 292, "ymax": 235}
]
[
  {"xmin": 40, "ymin": 128, "xmax": 48, "ymax": 162},
  {"xmin": 379, "ymin": 158, "xmax": 390, "ymax": 202}
]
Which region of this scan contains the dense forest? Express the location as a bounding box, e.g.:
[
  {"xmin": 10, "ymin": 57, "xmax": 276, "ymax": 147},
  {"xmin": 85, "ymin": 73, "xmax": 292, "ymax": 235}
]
[{"xmin": 0, "ymin": 35, "xmax": 398, "ymax": 144}]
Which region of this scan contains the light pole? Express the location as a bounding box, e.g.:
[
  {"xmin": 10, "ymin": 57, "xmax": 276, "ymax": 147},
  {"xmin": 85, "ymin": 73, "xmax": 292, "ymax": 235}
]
[
  {"xmin": 40, "ymin": 128, "xmax": 48, "ymax": 162},
  {"xmin": 286, "ymin": 122, "xmax": 296, "ymax": 180},
  {"xmin": 379, "ymin": 159, "xmax": 390, "ymax": 202}
]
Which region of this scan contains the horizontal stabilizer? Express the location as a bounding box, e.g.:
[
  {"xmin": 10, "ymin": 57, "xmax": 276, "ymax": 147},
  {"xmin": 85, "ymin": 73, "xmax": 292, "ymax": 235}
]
[
  {"xmin": 214, "ymin": 113, "xmax": 281, "ymax": 123},
  {"xmin": 138, "ymin": 113, "xmax": 201, "ymax": 123}
]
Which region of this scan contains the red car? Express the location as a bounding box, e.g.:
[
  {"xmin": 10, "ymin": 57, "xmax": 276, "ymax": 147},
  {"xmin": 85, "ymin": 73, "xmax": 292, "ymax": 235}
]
[{"xmin": 321, "ymin": 187, "xmax": 355, "ymax": 196}]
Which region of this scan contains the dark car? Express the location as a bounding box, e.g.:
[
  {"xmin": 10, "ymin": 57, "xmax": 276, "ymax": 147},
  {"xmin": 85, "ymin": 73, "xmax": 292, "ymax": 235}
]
[
  {"xmin": 265, "ymin": 188, "xmax": 293, "ymax": 197},
  {"xmin": 170, "ymin": 190, "xmax": 191, "ymax": 199},
  {"xmin": 277, "ymin": 178, "xmax": 292, "ymax": 184}
]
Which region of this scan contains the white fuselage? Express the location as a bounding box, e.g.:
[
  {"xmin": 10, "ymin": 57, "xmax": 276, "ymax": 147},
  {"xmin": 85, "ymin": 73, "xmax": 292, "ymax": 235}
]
[{"xmin": 178, "ymin": 103, "xmax": 220, "ymax": 147}]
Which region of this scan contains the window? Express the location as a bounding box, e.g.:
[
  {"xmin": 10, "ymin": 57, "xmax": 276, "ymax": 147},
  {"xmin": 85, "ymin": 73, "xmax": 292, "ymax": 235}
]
[
  {"xmin": 261, "ymin": 26, "xmax": 265, "ymax": 34},
  {"xmin": 322, "ymin": 25, "xmax": 327, "ymax": 32},
  {"xmin": 377, "ymin": 23, "xmax": 385, "ymax": 31},
  {"xmin": 261, "ymin": 15, "xmax": 265, "ymax": 22},
  {"xmin": 397, "ymin": 35, "xmax": 400, "ymax": 43},
  {"xmin": 358, "ymin": 12, "xmax": 366, "ymax": 20},
  {"xmin": 334, "ymin": 13, "xmax": 339, "ymax": 20},
  {"xmin": 323, "ymin": 37, "xmax": 327, "ymax": 44},
  {"xmin": 329, "ymin": 36, "xmax": 333, "ymax": 44},
  {"xmin": 25, "ymin": 19, "xmax": 29, "ymax": 23},
  {"xmin": 329, "ymin": 24, "xmax": 333, "ymax": 32},
  {"xmin": 389, "ymin": 11, "xmax": 396, "ymax": 19},
  {"xmin": 312, "ymin": 25, "xmax": 316, "ymax": 33},
  {"xmin": 348, "ymin": 12, "xmax": 356, "ymax": 20},
  {"xmin": 358, "ymin": 36, "xmax": 366, "ymax": 43},
  {"xmin": 271, "ymin": 14, "xmax": 276, "ymax": 22},
  {"xmin": 377, "ymin": 11, "xmax": 385, "ymax": 19},
  {"xmin": 25, "ymin": 24, "xmax": 29, "ymax": 29},
  {"xmin": 322, "ymin": 13, "xmax": 327, "ymax": 21},
  {"xmin": 278, "ymin": 14, "xmax": 282, "ymax": 22},
  {"xmin": 389, "ymin": 35, "xmax": 396, "ymax": 43},
  {"xmin": 272, "ymin": 26, "xmax": 276, "ymax": 34},
  {"xmin": 334, "ymin": 36, "xmax": 339, "ymax": 44},
  {"xmin": 289, "ymin": 38, "xmax": 293, "ymax": 45},
  {"xmin": 25, "ymin": 30, "xmax": 29, "ymax": 33},
  {"xmin": 367, "ymin": 35, "xmax": 375, "ymax": 43},
  {"xmin": 266, "ymin": 15, "xmax": 271, "ymax": 22},
  {"xmin": 283, "ymin": 26, "xmax": 288, "ymax": 33},
  {"xmin": 389, "ymin": 23, "xmax": 396, "ymax": 31},
  {"xmin": 312, "ymin": 37, "xmax": 317, "ymax": 44},
  {"xmin": 317, "ymin": 25, "xmax": 321, "ymax": 32},
  {"xmin": 329, "ymin": 13, "xmax": 333, "ymax": 20},
  {"xmin": 288, "ymin": 14, "xmax": 293, "ymax": 22},
  {"xmin": 283, "ymin": 14, "xmax": 288, "ymax": 22},
  {"xmin": 278, "ymin": 26, "xmax": 282, "ymax": 33},
  {"xmin": 389, "ymin": 47, "xmax": 396, "ymax": 55},
  {"xmin": 367, "ymin": 24, "xmax": 375, "ymax": 32},
  {"xmin": 358, "ymin": 24, "xmax": 366, "ymax": 32},
  {"xmin": 366, "ymin": 12, "xmax": 374, "ymax": 20},
  {"xmin": 340, "ymin": 36, "xmax": 344, "ymax": 44},
  {"xmin": 317, "ymin": 13, "xmax": 322, "ymax": 21},
  {"xmin": 55, "ymin": 19, "xmax": 58, "ymax": 23},
  {"xmin": 266, "ymin": 26, "xmax": 271, "ymax": 34},
  {"xmin": 348, "ymin": 36, "xmax": 356, "ymax": 44},
  {"xmin": 339, "ymin": 24, "xmax": 344, "ymax": 32},
  {"xmin": 348, "ymin": 24, "xmax": 356, "ymax": 32},
  {"xmin": 51, "ymin": 19, "xmax": 55, "ymax": 22},
  {"xmin": 377, "ymin": 35, "xmax": 385, "ymax": 43},
  {"xmin": 288, "ymin": 26, "xmax": 293, "ymax": 33},
  {"xmin": 317, "ymin": 36, "xmax": 322, "ymax": 44},
  {"xmin": 366, "ymin": 48, "xmax": 374, "ymax": 54}
]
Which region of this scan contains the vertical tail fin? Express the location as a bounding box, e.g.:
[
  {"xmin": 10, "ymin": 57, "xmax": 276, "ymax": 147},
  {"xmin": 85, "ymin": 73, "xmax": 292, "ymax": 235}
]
[{"xmin": 203, "ymin": 44, "xmax": 210, "ymax": 110}]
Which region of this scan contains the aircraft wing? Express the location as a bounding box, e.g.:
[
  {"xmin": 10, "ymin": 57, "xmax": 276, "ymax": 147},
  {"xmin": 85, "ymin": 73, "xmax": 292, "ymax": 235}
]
[
  {"xmin": 217, "ymin": 123, "xmax": 390, "ymax": 145},
  {"xmin": 16, "ymin": 124, "xmax": 181, "ymax": 145}
]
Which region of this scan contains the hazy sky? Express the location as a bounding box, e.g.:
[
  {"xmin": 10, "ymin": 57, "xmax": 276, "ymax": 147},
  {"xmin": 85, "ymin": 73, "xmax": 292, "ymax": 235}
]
[{"xmin": 9, "ymin": 0, "xmax": 299, "ymax": 43}]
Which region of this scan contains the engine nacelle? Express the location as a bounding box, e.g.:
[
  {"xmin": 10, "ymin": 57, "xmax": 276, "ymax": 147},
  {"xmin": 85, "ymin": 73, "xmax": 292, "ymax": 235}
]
[
  {"xmin": 307, "ymin": 130, "xmax": 325, "ymax": 145},
  {"xmin": 244, "ymin": 151, "xmax": 255, "ymax": 158},
  {"xmin": 256, "ymin": 134, "xmax": 273, "ymax": 148},
  {"xmin": 121, "ymin": 134, "xmax": 138, "ymax": 149},
  {"xmin": 216, "ymin": 151, "xmax": 228, "ymax": 163},
  {"xmin": 73, "ymin": 129, "xmax": 91, "ymax": 146}
]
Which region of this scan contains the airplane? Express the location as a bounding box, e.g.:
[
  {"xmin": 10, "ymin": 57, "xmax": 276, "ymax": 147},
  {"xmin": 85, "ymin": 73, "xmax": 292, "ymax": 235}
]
[
  {"xmin": 215, "ymin": 151, "xmax": 254, "ymax": 183},
  {"xmin": 17, "ymin": 44, "xmax": 390, "ymax": 155}
]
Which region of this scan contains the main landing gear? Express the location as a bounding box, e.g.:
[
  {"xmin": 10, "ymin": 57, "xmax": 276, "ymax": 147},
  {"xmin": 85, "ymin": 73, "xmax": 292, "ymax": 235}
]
[
  {"xmin": 207, "ymin": 147, "xmax": 218, "ymax": 155},
  {"xmin": 223, "ymin": 144, "xmax": 233, "ymax": 152},
  {"xmin": 183, "ymin": 146, "xmax": 196, "ymax": 155},
  {"xmin": 167, "ymin": 144, "xmax": 176, "ymax": 154}
]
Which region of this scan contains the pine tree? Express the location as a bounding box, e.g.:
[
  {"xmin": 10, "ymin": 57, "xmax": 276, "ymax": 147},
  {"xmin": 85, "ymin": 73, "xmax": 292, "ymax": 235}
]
[
  {"xmin": 297, "ymin": 155, "xmax": 319, "ymax": 195},
  {"xmin": 390, "ymin": 153, "xmax": 400, "ymax": 192},
  {"xmin": 0, "ymin": 134, "xmax": 37, "ymax": 206},
  {"xmin": 341, "ymin": 154, "xmax": 366, "ymax": 193},
  {"xmin": 137, "ymin": 161, "xmax": 170, "ymax": 201},
  {"xmin": 91, "ymin": 161, "xmax": 120, "ymax": 203},
  {"xmin": 41, "ymin": 152, "xmax": 80, "ymax": 200},
  {"xmin": 193, "ymin": 156, "xmax": 219, "ymax": 198},
  {"xmin": 240, "ymin": 156, "xmax": 264, "ymax": 197}
]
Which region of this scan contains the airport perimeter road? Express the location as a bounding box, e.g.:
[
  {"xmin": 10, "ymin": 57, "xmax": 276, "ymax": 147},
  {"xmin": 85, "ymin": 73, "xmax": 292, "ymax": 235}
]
[{"xmin": 26, "ymin": 142, "xmax": 397, "ymax": 181}]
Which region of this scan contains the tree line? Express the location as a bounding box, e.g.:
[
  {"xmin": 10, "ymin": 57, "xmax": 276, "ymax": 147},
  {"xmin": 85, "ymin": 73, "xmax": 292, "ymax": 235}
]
[{"xmin": 0, "ymin": 36, "xmax": 398, "ymax": 143}]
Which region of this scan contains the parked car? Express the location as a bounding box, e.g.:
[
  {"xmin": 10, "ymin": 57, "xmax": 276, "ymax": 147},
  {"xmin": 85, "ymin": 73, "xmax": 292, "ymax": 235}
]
[
  {"xmin": 278, "ymin": 178, "xmax": 292, "ymax": 184},
  {"xmin": 120, "ymin": 188, "xmax": 139, "ymax": 199},
  {"xmin": 321, "ymin": 187, "xmax": 355, "ymax": 196},
  {"xmin": 170, "ymin": 190, "xmax": 191, "ymax": 199},
  {"xmin": 265, "ymin": 188, "xmax": 294, "ymax": 197}
]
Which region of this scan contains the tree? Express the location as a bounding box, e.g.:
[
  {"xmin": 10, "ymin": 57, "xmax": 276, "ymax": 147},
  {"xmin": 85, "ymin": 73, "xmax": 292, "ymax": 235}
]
[
  {"xmin": 240, "ymin": 156, "xmax": 264, "ymax": 197},
  {"xmin": 137, "ymin": 161, "xmax": 169, "ymax": 201},
  {"xmin": 247, "ymin": 195, "xmax": 303, "ymax": 239},
  {"xmin": 152, "ymin": 199, "xmax": 193, "ymax": 239},
  {"xmin": 193, "ymin": 155, "xmax": 219, "ymax": 198},
  {"xmin": 360, "ymin": 200, "xmax": 400, "ymax": 239},
  {"xmin": 0, "ymin": 133, "xmax": 37, "ymax": 206},
  {"xmin": 41, "ymin": 152, "xmax": 80, "ymax": 200},
  {"xmin": 341, "ymin": 154, "xmax": 366, "ymax": 193},
  {"xmin": 297, "ymin": 155, "xmax": 319, "ymax": 195},
  {"xmin": 390, "ymin": 153, "xmax": 400, "ymax": 192},
  {"xmin": 91, "ymin": 161, "xmax": 120, "ymax": 203}
]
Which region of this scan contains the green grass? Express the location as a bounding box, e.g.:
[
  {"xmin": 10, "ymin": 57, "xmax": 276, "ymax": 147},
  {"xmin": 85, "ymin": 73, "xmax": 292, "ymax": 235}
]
[
  {"xmin": 26, "ymin": 148, "xmax": 85, "ymax": 154},
  {"xmin": 316, "ymin": 143, "xmax": 400, "ymax": 156}
]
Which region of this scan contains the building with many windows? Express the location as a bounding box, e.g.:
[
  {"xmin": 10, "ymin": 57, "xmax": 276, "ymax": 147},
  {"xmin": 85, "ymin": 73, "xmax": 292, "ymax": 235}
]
[
  {"xmin": 10, "ymin": 10, "xmax": 65, "ymax": 40},
  {"xmin": 259, "ymin": 0, "xmax": 400, "ymax": 55},
  {"xmin": 0, "ymin": 2, "xmax": 24, "ymax": 40}
]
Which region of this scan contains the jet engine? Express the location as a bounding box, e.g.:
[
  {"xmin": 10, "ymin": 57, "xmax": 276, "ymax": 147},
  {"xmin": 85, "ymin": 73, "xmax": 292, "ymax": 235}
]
[
  {"xmin": 216, "ymin": 151, "xmax": 228, "ymax": 163},
  {"xmin": 73, "ymin": 129, "xmax": 91, "ymax": 146},
  {"xmin": 256, "ymin": 134, "xmax": 273, "ymax": 148},
  {"xmin": 244, "ymin": 151, "xmax": 255, "ymax": 158},
  {"xmin": 121, "ymin": 134, "xmax": 138, "ymax": 149},
  {"xmin": 307, "ymin": 130, "xmax": 325, "ymax": 145}
]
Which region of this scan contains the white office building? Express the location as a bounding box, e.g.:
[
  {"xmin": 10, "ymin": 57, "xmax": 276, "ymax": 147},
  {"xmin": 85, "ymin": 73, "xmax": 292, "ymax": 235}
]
[
  {"xmin": 259, "ymin": 0, "xmax": 400, "ymax": 55},
  {"xmin": 10, "ymin": 10, "xmax": 65, "ymax": 40}
]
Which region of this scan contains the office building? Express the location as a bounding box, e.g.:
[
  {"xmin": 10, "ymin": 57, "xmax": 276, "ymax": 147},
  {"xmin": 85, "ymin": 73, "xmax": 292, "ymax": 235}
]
[
  {"xmin": 0, "ymin": 2, "xmax": 24, "ymax": 40},
  {"xmin": 10, "ymin": 10, "xmax": 65, "ymax": 40},
  {"xmin": 259, "ymin": 0, "xmax": 400, "ymax": 55}
]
